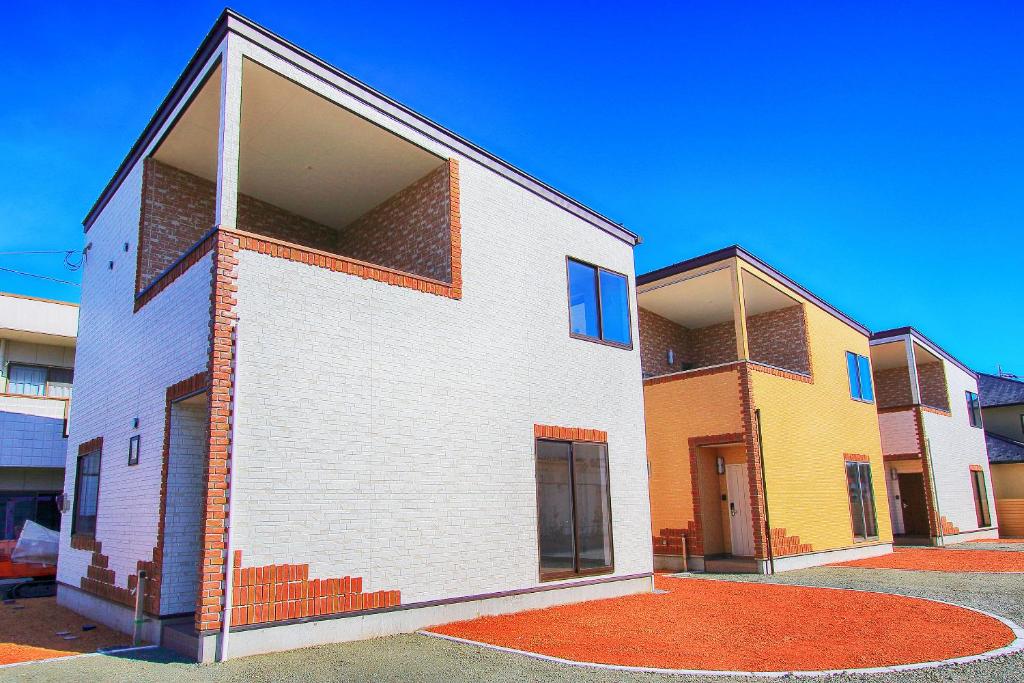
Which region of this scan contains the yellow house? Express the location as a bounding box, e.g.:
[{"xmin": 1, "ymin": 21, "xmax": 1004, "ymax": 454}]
[{"xmin": 639, "ymin": 246, "xmax": 893, "ymax": 572}]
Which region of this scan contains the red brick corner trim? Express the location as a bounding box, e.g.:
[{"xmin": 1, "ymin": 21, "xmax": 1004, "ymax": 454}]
[
  {"xmin": 843, "ymin": 453, "xmax": 872, "ymax": 463},
  {"xmin": 134, "ymin": 230, "xmax": 217, "ymax": 312},
  {"xmin": 770, "ymin": 528, "xmax": 813, "ymax": 557},
  {"xmin": 534, "ymin": 424, "xmax": 608, "ymax": 443},
  {"xmin": 969, "ymin": 464, "xmax": 984, "ymax": 473},
  {"xmin": 921, "ymin": 405, "xmax": 953, "ymax": 417},
  {"xmin": 883, "ymin": 452, "xmax": 921, "ymax": 462},
  {"xmin": 642, "ymin": 362, "xmax": 743, "ymax": 387},
  {"xmin": 939, "ymin": 515, "xmax": 961, "ymax": 535},
  {"xmin": 748, "ymin": 362, "xmax": 814, "ymax": 384},
  {"xmin": 78, "ymin": 437, "xmax": 103, "ymax": 456},
  {"xmin": 229, "ymin": 551, "xmax": 400, "ymax": 627}
]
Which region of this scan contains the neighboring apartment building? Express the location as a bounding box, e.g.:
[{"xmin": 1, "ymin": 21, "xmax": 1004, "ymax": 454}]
[
  {"xmin": 869, "ymin": 328, "xmax": 998, "ymax": 544},
  {"xmin": 977, "ymin": 372, "xmax": 1024, "ymax": 537},
  {"xmin": 59, "ymin": 10, "xmax": 652, "ymax": 662},
  {"xmin": 640, "ymin": 246, "xmax": 892, "ymax": 574},
  {"xmin": 0, "ymin": 293, "xmax": 77, "ymax": 544}
]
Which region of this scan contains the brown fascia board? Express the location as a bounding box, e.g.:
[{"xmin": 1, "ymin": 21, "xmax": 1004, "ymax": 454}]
[
  {"xmin": 81, "ymin": 9, "xmax": 640, "ymax": 247},
  {"xmin": 870, "ymin": 326, "xmax": 977, "ymax": 378},
  {"xmin": 636, "ymin": 245, "xmax": 871, "ymax": 336}
]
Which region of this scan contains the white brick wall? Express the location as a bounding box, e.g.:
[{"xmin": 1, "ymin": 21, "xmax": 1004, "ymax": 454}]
[
  {"xmin": 57, "ymin": 161, "xmax": 212, "ymax": 595},
  {"xmin": 230, "ymin": 156, "xmax": 651, "ymax": 603},
  {"xmin": 922, "ymin": 363, "xmax": 998, "ymax": 533}
]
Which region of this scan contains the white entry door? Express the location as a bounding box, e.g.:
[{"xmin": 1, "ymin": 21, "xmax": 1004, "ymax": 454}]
[{"xmin": 725, "ymin": 463, "xmax": 755, "ymax": 557}]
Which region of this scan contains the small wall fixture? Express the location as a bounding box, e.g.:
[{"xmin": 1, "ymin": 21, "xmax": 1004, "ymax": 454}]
[
  {"xmin": 128, "ymin": 435, "xmax": 141, "ymax": 466},
  {"xmin": 716, "ymin": 456, "xmax": 726, "ymax": 474},
  {"xmin": 132, "ymin": 417, "xmax": 139, "ymax": 429},
  {"xmin": 891, "ymin": 467, "xmax": 898, "ymax": 481},
  {"xmin": 667, "ymin": 349, "xmax": 675, "ymax": 366}
]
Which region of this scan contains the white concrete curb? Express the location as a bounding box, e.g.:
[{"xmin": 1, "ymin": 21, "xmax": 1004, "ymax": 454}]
[
  {"xmin": 0, "ymin": 644, "xmax": 160, "ymax": 670},
  {"xmin": 416, "ymin": 578, "xmax": 1024, "ymax": 678}
]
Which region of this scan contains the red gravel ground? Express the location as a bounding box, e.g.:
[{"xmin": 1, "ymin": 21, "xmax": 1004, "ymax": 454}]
[
  {"xmin": 835, "ymin": 547, "xmax": 1024, "ymax": 572},
  {"xmin": 969, "ymin": 538, "xmax": 1024, "ymax": 543},
  {"xmin": 427, "ymin": 576, "xmax": 1014, "ymax": 672}
]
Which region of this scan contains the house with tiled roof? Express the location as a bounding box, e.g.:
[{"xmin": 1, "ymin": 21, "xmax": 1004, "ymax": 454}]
[{"xmin": 978, "ymin": 372, "xmax": 1024, "ymax": 537}]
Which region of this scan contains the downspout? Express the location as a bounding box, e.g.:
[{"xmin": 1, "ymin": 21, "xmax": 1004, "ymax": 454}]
[
  {"xmin": 922, "ymin": 432, "xmax": 945, "ymax": 547},
  {"xmin": 218, "ymin": 320, "xmax": 241, "ymax": 662},
  {"xmin": 754, "ymin": 408, "xmax": 775, "ymax": 574}
]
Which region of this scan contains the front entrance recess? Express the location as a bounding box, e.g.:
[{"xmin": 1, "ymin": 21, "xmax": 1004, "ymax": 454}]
[{"xmin": 898, "ymin": 472, "xmax": 930, "ymax": 537}]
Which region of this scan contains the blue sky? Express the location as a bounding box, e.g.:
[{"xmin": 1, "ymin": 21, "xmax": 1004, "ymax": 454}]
[{"xmin": 2, "ymin": 2, "xmax": 1021, "ymax": 373}]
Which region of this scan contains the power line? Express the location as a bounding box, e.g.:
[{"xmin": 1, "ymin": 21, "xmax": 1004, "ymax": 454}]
[
  {"xmin": 0, "ymin": 266, "xmax": 80, "ymax": 286},
  {"xmin": 0, "ymin": 250, "xmax": 77, "ymax": 256}
]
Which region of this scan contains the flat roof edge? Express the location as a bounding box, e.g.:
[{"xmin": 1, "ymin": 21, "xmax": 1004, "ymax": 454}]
[
  {"xmin": 636, "ymin": 245, "xmax": 871, "ymax": 336},
  {"xmin": 82, "ymin": 9, "xmax": 639, "ymax": 246}
]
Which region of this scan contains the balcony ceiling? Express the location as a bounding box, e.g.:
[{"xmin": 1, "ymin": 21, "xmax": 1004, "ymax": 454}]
[
  {"xmin": 870, "ymin": 339, "xmax": 943, "ymax": 370},
  {"xmin": 638, "ymin": 266, "xmax": 798, "ymax": 330},
  {"xmin": 153, "ymin": 59, "xmax": 444, "ymax": 231}
]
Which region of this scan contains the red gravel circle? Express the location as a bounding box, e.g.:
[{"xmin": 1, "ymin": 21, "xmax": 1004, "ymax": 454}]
[
  {"xmin": 428, "ymin": 576, "xmax": 1015, "ymax": 672},
  {"xmin": 834, "ymin": 548, "xmax": 1024, "ymax": 572}
]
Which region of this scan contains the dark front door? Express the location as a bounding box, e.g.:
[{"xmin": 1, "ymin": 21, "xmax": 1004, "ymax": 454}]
[{"xmin": 898, "ymin": 473, "xmax": 930, "ymax": 536}]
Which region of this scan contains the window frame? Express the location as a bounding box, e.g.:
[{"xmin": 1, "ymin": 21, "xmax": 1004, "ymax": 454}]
[
  {"xmin": 965, "ymin": 391, "xmax": 983, "ymax": 428},
  {"xmin": 565, "ymin": 256, "xmax": 633, "ymax": 350},
  {"xmin": 970, "ymin": 469, "xmax": 991, "ymax": 528},
  {"xmin": 534, "ymin": 436, "xmax": 615, "ymax": 581},
  {"xmin": 845, "ymin": 351, "xmax": 874, "ymax": 403},
  {"xmin": 844, "ymin": 459, "xmax": 879, "ymax": 542},
  {"xmin": 71, "ymin": 447, "xmax": 102, "ymax": 539},
  {"xmin": 4, "ymin": 363, "xmax": 74, "ymax": 399}
]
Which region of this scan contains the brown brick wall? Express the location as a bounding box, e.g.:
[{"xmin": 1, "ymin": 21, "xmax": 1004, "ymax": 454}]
[
  {"xmin": 137, "ymin": 160, "xmax": 215, "ymax": 293},
  {"xmin": 746, "ymin": 305, "xmax": 810, "ymax": 375},
  {"xmin": 689, "ymin": 321, "xmax": 738, "ymax": 368},
  {"xmin": 337, "ymin": 164, "xmax": 452, "ymax": 283},
  {"xmin": 138, "ymin": 159, "xmax": 453, "ymax": 294},
  {"xmin": 638, "ymin": 307, "xmax": 737, "ymax": 376},
  {"xmin": 875, "ymin": 367, "xmax": 913, "ymax": 408},
  {"xmin": 917, "ymin": 361, "xmax": 950, "ymax": 411},
  {"xmin": 638, "ymin": 307, "xmax": 690, "ymax": 376}
]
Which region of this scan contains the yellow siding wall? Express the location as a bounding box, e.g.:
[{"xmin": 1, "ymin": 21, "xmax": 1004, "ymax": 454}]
[
  {"xmin": 644, "ymin": 368, "xmax": 744, "ymax": 536},
  {"xmin": 745, "ymin": 265, "xmax": 893, "ymax": 553},
  {"xmin": 992, "ymin": 463, "xmax": 1024, "ymax": 537}
]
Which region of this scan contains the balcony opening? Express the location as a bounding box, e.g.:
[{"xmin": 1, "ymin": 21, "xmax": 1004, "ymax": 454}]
[
  {"xmin": 871, "ymin": 341, "xmax": 950, "ymax": 411},
  {"xmin": 637, "ymin": 266, "xmax": 809, "ymax": 379},
  {"xmin": 741, "ymin": 270, "xmax": 809, "ymax": 376},
  {"xmin": 638, "ymin": 266, "xmax": 738, "ymax": 378},
  {"xmin": 138, "ymin": 58, "xmax": 453, "ymax": 298}
]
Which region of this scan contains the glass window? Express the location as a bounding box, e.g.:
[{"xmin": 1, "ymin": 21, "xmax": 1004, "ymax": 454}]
[
  {"xmin": 5, "ymin": 364, "xmax": 73, "ymax": 398},
  {"xmin": 971, "ymin": 470, "xmax": 991, "ymax": 527},
  {"xmin": 535, "ymin": 437, "xmax": 613, "ymax": 579},
  {"xmin": 72, "ymin": 449, "xmax": 102, "ymax": 537},
  {"xmin": 0, "ymin": 493, "xmax": 60, "ymax": 540},
  {"xmin": 966, "ymin": 391, "xmax": 983, "ymax": 428},
  {"xmin": 845, "ymin": 460, "xmax": 878, "ymax": 541},
  {"xmin": 536, "ymin": 440, "xmax": 575, "ymax": 575},
  {"xmin": 567, "ymin": 258, "xmax": 632, "ymax": 347},
  {"xmin": 846, "ymin": 352, "xmax": 874, "ymax": 402},
  {"xmin": 598, "ymin": 270, "xmax": 630, "ymax": 346},
  {"xmin": 7, "ymin": 365, "xmax": 47, "ymax": 396},
  {"xmin": 567, "ymin": 260, "xmax": 600, "ymax": 339},
  {"xmin": 572, "ymin": 442, "xmax": 614, "ymax": 570},
  {"xmin": 47, "ymin": 367, "xmax": 74, "ymax": 399}
]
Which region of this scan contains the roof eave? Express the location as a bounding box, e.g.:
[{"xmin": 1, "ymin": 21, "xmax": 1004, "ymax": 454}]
[
  {"xmin": 81, "ymin": 9, "xmax": 639, "ymax": 246},
  {"xmin": 870, "ymin": 326, "xmax": 977, "ymax": 379}
]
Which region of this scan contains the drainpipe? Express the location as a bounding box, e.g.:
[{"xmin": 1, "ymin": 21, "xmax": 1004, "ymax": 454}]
[
  {"xmin": 754, "ymin": 409, "xmax": 775, "ymax": 575},
  {"xmin": 218, "ymin": 320, "xmax": 241, "ymax": 662},
  {"xmin": 922, "ymin": 434, "xmax": 945, "ymax": 547},
  {"xmin": 132, "ymin": 570, "xmax": 147, "ymax": 646}
]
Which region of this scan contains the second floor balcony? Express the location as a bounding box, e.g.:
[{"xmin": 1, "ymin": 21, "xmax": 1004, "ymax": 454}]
[{"xmin": 637, "ymin": 256, "xmax": 811, "ymax": 381}]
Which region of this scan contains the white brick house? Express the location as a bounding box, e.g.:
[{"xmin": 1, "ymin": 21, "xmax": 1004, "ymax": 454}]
[
  {"xmin": 870, "ymin": 327, "xmax": 998, "ymax": 544},
  {"xmin": 59, "ymin": 9, "xmax": 652, "ymax": 661},
  {"xmin": 0, "ymin": 293, "xmax": 77, "ymax": 543}
]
